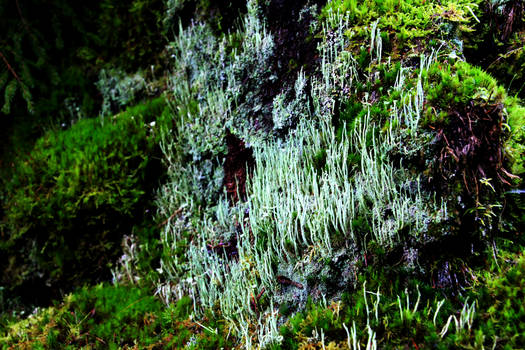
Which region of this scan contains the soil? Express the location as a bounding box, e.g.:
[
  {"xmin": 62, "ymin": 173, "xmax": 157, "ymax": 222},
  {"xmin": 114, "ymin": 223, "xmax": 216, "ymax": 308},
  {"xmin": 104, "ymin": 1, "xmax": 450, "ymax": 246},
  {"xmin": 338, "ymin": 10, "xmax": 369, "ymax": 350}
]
[{"xmin": 223, "ymin": 131, "xmax": 254, "ymax": 204}]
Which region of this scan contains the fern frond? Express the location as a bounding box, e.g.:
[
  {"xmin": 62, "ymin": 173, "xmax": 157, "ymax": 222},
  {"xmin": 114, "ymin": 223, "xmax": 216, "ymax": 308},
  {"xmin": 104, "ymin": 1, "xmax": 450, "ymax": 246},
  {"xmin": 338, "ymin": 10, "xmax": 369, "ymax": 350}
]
[
  {"xmin": 19, "ymin": 80, "xmax": 34, "ymax": 114},
  {"xmin": 2, "ymin": 78, "xmax": 17, "ymax": 114}
]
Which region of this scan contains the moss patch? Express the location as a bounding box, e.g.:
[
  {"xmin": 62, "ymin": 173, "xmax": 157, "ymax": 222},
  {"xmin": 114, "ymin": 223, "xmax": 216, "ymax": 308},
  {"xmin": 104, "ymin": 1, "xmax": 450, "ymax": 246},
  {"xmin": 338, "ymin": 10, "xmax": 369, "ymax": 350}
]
[{"xmin": 0, "ymin": 98, "xmax": 169, "ymax": 307}]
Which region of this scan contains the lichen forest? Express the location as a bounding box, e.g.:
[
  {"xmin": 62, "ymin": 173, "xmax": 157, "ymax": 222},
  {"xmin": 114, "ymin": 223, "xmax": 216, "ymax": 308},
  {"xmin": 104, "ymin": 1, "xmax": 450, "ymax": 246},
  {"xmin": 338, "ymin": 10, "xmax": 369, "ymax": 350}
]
[{"xmin": 1, "ymin": 0, "xmax": 524, "ymax": 349}]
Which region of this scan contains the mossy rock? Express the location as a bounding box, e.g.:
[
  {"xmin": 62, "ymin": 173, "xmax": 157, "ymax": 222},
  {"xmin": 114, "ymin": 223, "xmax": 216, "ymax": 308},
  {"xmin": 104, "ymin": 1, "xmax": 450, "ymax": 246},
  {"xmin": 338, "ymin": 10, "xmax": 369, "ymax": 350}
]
[{"xmin": 0, "ymin": 98, "xmax": 169, "ymax": 306}]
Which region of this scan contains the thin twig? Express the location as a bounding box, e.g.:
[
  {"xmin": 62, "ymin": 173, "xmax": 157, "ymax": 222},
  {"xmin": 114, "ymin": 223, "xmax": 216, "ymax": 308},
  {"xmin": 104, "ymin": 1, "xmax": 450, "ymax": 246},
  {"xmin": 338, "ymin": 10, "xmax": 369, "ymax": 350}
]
[
  {"xmin": 157, "ymin": 207, "xmax": 183, "ymax": 228},
  {"xmin": 487, "ymin": 47, "xmax": 522, "ymax": 70},
  {"xmin": 0, "ymin": 51, "xmax": 22, "ymax": 84}
]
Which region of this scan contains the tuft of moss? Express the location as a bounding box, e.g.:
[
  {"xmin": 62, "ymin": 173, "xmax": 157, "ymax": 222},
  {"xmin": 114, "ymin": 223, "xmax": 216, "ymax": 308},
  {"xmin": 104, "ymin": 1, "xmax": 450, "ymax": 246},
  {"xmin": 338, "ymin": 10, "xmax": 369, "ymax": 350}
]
[{"xmin": 423, "ymin": 61, "xmax": 506, "ymax": 116}]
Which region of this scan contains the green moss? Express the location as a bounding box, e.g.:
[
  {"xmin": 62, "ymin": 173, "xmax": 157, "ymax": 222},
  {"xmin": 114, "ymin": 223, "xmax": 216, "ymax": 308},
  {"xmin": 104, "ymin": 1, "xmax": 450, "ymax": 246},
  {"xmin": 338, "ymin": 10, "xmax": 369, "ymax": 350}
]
[
  {"xmin": 0, "ymin": 98, "xmax": 169, "ymax": 299},
  {"xmin": 272, "ymin": 247, "xmax": 525, "ymax": 349},
  {"xmin": 321, "ymin": 0, "xmax": 479, "ymax": 56},
  {"xmin": 423, "ymin": 61, "xmax": 505, "ymax": 117},
  {"xmin": 277, "ymin": 280, "xmax": 455, "ymax": 349},
  {"xmin": 0, "ymin": 282, "xmax": 237, "ymax": 349},
  {"xmin": 505, "ymin": 99, "xmax": 525, "ymax": 177},
  {"xmin": 0, "ymin": 284, "xmax": 204, "ymax": 349},
  {"xmin": 468, "ymin": 249, "xmax": 525, "ymax": 349}
]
